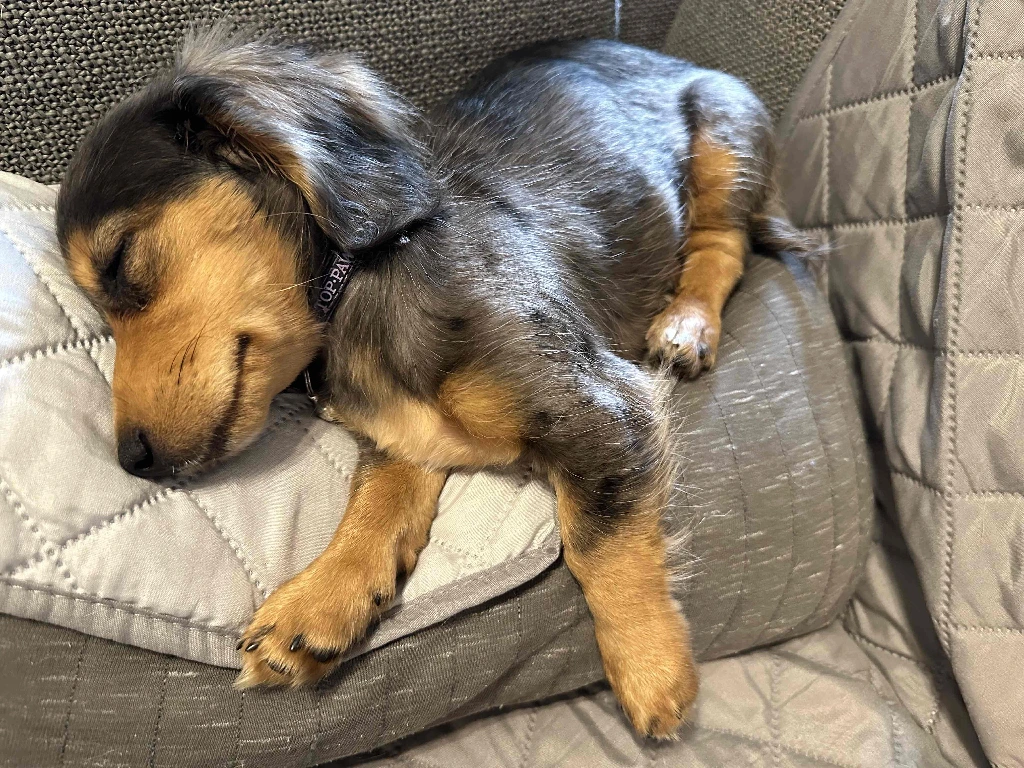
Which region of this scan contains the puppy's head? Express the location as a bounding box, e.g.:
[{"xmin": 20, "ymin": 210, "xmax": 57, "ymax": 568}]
[{"xmin": 56, "ymin": 29, "xmax": 437, "ymax": 477}]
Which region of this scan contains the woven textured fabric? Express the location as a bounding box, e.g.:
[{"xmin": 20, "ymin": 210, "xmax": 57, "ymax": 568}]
[
  {"xmin": 0, "ymin": 566, "xmax": 602, "ymax": 768},
  {"xmin": 663, "ymin": 0, "xmax": 848, "ymax": 120},
  {"xmin": 0, "ymin": 0, "xmax": 696, "ymax": 184},
  {"xmin": 776, "ymin": 0, "xmax": 1024, "ymax": 764}
]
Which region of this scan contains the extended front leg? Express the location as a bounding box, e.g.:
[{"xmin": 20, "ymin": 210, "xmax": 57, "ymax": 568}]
[{"xmin": 236, "ymin": 449, "xmax": 446, "ymax": 687}]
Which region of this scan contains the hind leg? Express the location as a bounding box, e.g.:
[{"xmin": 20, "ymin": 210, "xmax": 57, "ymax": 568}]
[
  {"xmin": 647, "ymin": 74, "xmax": 774, "ymax": 379},
  {"xmin": 647, "ymin": 132, "xmax": 748, "ymax": 378}
]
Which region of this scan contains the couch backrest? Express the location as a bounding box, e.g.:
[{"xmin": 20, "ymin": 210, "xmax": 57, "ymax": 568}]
[{"xmin": 1, "ymin": 0, "xmax": 686, "ymax": 184}]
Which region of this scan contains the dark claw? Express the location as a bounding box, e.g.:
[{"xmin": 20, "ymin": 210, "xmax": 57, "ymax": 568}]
[
  {"xmin": 266, "ymin": 659, "xmax": 292, "ymax": 675},
  {"xmin": 372, "ymin": 592, "xmax": 383, "ymax": 606},
  {"xmin": 672, "ymin": 358, "xmax": 699, "ymax": 381},
  {"xmin": 244, "ymin": 641, "xmax": 260, "ymax": 653},
  {"xmin": 289, "ymin": 634, "xmax": 305, "ymax": 652},
  {"xmin": 309, "ymin": 647, "xmax": 342, "ymax": 664},
  {"xmin": 235, "ymin": 638, "xmax": 245, "ymax": 651},
  {"xmin": 697, "ymin": 342, "xmax": 709, "ymax": 363}
]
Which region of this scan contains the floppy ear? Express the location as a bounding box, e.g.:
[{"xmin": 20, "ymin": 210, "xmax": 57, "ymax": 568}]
[{"xmin": 166, "ymin": 28, "xmax": 439, "ymax": 252}]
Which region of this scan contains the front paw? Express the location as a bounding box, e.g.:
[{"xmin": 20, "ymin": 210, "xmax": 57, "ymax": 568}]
[
  {"xmin": 646, "ymin": 299, "xmax": 721, "ymax": 380},
  {"xmin": 601, "ymin": 612, "xmax": 699, "ymax": 739},
  {"xmin": 234, "ymin": 558, "xmax": 393, "ymax": 688},
  {"xmin": 614, "ymin": 654, "xmax": 698, "ymax": 739}
]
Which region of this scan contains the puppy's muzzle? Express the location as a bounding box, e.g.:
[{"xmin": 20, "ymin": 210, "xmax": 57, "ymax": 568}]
[{"xmin": 117, "ymin": 427, "xmax": 171, "ymax": 478}]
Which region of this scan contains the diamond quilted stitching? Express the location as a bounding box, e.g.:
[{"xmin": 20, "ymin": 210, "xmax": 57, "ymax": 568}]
[
  {"xmin": 59, "ymin": 495, "xmax": 260, "ymax": 631},
  {"xmin": 0, "ymin": 491, "xmax": 37, "ymax": 573},
  {"xmin": 828, "ymin": 99, "xmax": 912, "ymax": 224},
  {"xmin": 185, "ymin": 402, "xmax": 349, "ymax": 596},
  {"xmin": 8, "ymin": 556, "xmax": 81, "ymax": 595},
  {"xmin": 829, "ymin": 0, "xmax": 916, "ymax": 106},
  {"xmin": 0, "ymin": 211, "xmax": 108, "ymax": 341},
  {"xmin": 430, "ymin": 470, "xmax": 536, "ymax": 568},
  {"xmin": 0, "ymin": 226, "xmax": 75, "ymax": 361},
  {"xmin": 772, "ymin": 649, "xmax": 898, "ymax": 765},
  {"xmin": 0, "ymin": 476, "xmax": 61, "ymax": 576},
  {"xmin": 2, "ymin": 486, "xmax": 183, "ymax": 582},
  {"xmin": 0, "ymin": 345, "xmax": 151, "ymax": 544}
]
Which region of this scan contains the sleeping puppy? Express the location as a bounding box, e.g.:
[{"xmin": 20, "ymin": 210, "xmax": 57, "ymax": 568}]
[{"xmin": 55, "ymin": 29, "xmax": 812, "ymax": 738}]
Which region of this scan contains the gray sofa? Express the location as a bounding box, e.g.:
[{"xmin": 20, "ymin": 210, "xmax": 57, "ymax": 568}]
[{"xmin": 1, "ymin": 0, "xmax": 1019, "ymax": 766}]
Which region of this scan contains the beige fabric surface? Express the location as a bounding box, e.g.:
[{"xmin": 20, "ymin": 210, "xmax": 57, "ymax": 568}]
[{"xmin": 350, "ymin": 621, "xmax": 957, "ymax": 768}]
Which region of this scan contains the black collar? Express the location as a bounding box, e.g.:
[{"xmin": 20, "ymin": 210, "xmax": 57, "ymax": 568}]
[
  {"xmin": 301, "ymin": 223, "xmax": 424, "ymax": 409},
  {"xmin": 302, "ymin": 248, "xmax": 354, "ymax": 409},
  {"xmin": 310, "ymin": 248, "xmax": 357, "ymax": 324}
]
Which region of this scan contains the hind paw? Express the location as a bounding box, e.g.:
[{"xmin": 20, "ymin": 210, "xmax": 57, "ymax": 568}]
[{"xmin": 645, "ymin": 299, "xmax": 720, "ymax": 379}]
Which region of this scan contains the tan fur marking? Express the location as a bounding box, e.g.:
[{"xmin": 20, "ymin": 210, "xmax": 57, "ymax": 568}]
[
  {"xmin": 325, "ymin": 360, "xmax": 523, "ymax": 471},
  {"xmin": 438, "ymin": 368, "xmax": 523, "ymax": 445},
  {"xmin": 65, "ymin": 229, "xmax": 101, "ymax": 296},
  {"xmin": 553, "ymin": 477, "xmax": 698, "ymax": 738},
  {"xmin": 646, "ymin": 134, "xmax": 748, "ymax": 377},
  {"xmin": 678, "ymin": 133, "xmax": 747, "ymax": 314},
  {"xmin": 237, "ymin": 457, "xmax": 446, "ymax": 687},
  {"xmin": 686, "ymin": 134, "xmax": 739, "ymax": 230}
]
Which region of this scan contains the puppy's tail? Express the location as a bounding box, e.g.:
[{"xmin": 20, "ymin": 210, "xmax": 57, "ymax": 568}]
[{"xmin": 750, "ymin": 198, "xmax": 828, "ymax": 288}]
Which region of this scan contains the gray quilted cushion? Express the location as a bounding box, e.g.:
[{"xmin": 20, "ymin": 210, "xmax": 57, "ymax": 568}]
[{"xmin": 776, "ymin": 0, "xmax": 1023, "ymax": 763}]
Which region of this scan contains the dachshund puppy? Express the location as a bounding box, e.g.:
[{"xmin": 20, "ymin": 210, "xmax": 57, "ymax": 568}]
[{"xmin": 56, "ymin": 29, "xmax": 812, "ymax": 738}]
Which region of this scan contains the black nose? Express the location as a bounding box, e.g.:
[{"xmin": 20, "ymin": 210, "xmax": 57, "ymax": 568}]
[{"xmin": 117, "ymin": 429, "xmax": 165, "ymax": 477}]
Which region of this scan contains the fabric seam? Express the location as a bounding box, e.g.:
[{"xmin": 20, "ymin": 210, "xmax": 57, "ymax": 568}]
[
  {"xmin": 938, "ymin": 0, "xmax": 984, "ymax": 651},
  {"xmin": 797, "ymin": 73, "xmax": 956, "ymax": 123}
]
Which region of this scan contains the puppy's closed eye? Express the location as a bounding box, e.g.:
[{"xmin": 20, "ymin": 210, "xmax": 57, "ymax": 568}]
[{"xmin": 100, "ymin": 233, "xmax": 149, "ymax": 313}]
